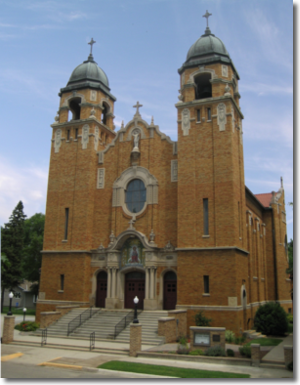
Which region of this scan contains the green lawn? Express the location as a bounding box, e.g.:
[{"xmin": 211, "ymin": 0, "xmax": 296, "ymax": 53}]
[
  {"xmin": 244, "ymin": 338, "xmax": 282, "ymax": 347},
  {"xmin": 1, "ymin": 307, "xmax": 36, "ymax": 316},
  {"xmin": 98, "ymin": 361, "xmax": 250, "ymax": 378}
]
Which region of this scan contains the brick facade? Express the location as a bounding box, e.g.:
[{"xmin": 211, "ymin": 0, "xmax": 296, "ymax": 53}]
[{"xmin": 37, "ymin": 24, "xmax": 291, "ymax": 333}]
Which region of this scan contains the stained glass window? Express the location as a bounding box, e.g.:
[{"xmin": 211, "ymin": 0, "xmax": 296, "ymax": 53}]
[{"xmin": 125, "ymin": 179, "xmax": 146, "ymax": 213}]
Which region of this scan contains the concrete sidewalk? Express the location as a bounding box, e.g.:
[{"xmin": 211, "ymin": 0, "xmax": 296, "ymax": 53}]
[
  {"xmin": 1, "ymin": 340, "xmax": 293, "ymax": 378},
  {"xmin": 262, "ymin": 334, "xmax": 293, "ymax": 363}
]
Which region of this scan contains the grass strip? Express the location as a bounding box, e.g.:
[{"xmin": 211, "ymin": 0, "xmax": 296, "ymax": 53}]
[
  {"xmin": 244, "ymin": 338, "xmax": 282, "ymax": 347},
  {"xmin": 2, "ymin": 307, "xmax": 36, "ymax": 316},
  {"xmin": 98, "ymin": 361, "xmax": 249, "ymax": 378}
]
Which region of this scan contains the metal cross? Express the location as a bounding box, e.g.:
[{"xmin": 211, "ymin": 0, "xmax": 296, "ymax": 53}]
[
  {"xmin": 88, "ymin": 38, "xmax": 96, "ymax": 54},
  {"xmin": 133, "ymin": 101, "xmax": 143, "ymax": 116},
  {"xmin": 203, "ymin": 10, "xmax": 212, "ymax": 28}
]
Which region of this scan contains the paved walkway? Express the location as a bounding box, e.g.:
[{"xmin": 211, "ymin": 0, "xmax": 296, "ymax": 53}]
[
  {"xmin": 262, "ymin": 334, "xmax": 293, "ymax": 362},
  {"xmin": 1, "ymin": 338, "xmax": 293, "ymax": 379}
]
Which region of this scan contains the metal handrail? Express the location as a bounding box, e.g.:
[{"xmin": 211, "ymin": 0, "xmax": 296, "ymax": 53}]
[
  {"xmin": 67, "ymin": 306, "xmax": 98, "ymax": 336},
  {"xmin": 90, "ymin": 331, "xmax": 95, "ymax": 351},
  {"xmin": 113, "ymin": 309, "xmax": 142, "ymax": 339},
  {"xmin": 41, "ymin": 328, "xmax": 47, "ymax": 346}
]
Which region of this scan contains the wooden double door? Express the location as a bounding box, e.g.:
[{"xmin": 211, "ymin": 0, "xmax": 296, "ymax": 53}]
[
  {"xmin": 96, "ymin": 271, "xmax": 107, "ymax": 308},
  {"xmin": 125, "ymin": 272, "xmax": 145, "ymax": 309}
]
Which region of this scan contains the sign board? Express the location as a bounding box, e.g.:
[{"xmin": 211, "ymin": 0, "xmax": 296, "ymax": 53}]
[{"xmin": 194, "ymin": 333, "xmax": 210, "ymax": 346}]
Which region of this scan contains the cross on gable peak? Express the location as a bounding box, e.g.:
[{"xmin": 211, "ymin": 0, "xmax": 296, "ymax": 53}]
[{"xmin": 133, "ymin": 101, "xmax": 143, "ymax": 117}]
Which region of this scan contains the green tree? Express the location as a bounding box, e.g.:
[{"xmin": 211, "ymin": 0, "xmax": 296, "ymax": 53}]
[
  {"xmin": 1, "ymin": 201, "xmax": 26, "ymax": 311},
  {"xmin": 22, "ymin": 213, "xmax": 45, "ymax": 295}
]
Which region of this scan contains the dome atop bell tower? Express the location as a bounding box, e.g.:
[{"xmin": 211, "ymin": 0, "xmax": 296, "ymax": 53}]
[
  {"xmin": 178, "ymin": 11, "xmax": 239, "ymax": 77},
  {"xmin": 59, "ymin": 38, "xmax": 116, "ymax": 100}
]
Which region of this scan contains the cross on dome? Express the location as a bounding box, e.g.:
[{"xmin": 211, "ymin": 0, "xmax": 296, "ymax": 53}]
[
  {"xmin": 133, "ymin": 101, "xmax": 143, "ymax": 116},
  {"xmin": 88, "ymin": 38, "xmax": 96, "ymax": 55},
  {"xmin": 203, "ymin": 11, "xmax": 212, "ymax": 34}
]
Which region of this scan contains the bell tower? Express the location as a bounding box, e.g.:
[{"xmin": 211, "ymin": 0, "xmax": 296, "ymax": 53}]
[
  {"xmin": 43, "ymin": 39, "xmax": 117, "ymax": 253},
  {"xmin": 175, "ymin": 12, "xmax": 248, "ymax": 325},
  {"xmin": 176, "ymin": 12, "xmax": 246, "ymax": 249}
]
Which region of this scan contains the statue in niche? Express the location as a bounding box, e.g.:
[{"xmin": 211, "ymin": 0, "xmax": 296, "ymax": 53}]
[
  {"xmin": 132, "ymin": 129, "xmax": 140, "ymax": 151},
  {"xmin": 82, "ymin": 125, "xmax": 89, "ymax": 149},
  {"xmin": 54, "ymin": 129, "xmax": 62, "ymax": 153},
  {"xmin": 217, "ymin": 103, "xmax": 227, "ymax": 132},
  {"xmin": 129, "ymin": 246, "xmax": 140, "ymax": 263},
  {"xmin": 182, "ymin": 108, "xmax": 190, "ymax": 136}
]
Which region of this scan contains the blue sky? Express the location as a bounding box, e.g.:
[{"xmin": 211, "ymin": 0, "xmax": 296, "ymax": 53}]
[{"xmin": 0, "ymin": 0, "xmax": 293, "ymax": 240}]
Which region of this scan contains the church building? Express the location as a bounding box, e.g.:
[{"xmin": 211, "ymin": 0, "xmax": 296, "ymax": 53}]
[{"xmin": 37, "ymin": 15, "xmax": 291, "ymax": 334}]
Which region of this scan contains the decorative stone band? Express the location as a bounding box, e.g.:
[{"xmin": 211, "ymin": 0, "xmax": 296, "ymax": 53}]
[
  {"xmin": 175, "ymin": 95, "xmax": 244, "ymax": 120},
  {"xmin": 41, "ymin": 250, "xmax": 92, "ymax": 254},
  {"xmin": 175, "ymin": 246, "xmax": 249, "ymax": 255}
]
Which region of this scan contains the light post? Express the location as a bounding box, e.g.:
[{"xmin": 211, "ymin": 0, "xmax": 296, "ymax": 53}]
[
  {"xmin": 7, "ymin": 292, "xmax": 14, "ymax": 316},
  {"xmin": 23, "ymin": 308, "xmax": 27, "ymax": 322},
  {"xmin": 133, "ymin": 296, "xmax": 139, "ymax": 323}
]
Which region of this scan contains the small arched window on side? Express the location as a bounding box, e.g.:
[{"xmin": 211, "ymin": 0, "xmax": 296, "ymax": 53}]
[
  {"xmin": 102, "ymin": 103, "xmax": 109, "ymax": 125},
  {"xmin": 69, "ymin": 97, "xmax": 81, "ymax": 120},
  {"xmin": 194, "ymin": 73, "xmax": 212, "ymax": 100}
]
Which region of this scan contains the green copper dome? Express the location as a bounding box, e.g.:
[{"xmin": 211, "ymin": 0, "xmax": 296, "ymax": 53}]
[
  {"xmin": 186, "ymin": 29, "xmax": 229, "ymax": 61},
  {"xmin": 67, "ymin": 54, "xmax": 109, "ymax": 88},
  {"xmin": 178, "ymin": 26, "xmax": 239, "ymax": 78}
]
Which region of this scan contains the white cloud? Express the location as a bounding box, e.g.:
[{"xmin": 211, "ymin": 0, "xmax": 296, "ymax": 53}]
[{"xmin": 0, "ymin": 157, "xmax": 48, "ymax": 226}]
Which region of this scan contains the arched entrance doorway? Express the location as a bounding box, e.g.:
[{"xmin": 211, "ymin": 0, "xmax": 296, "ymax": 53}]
[
  {"xmin": 163, "ymin": 271, "xmax": 177, "ymax": 310},
  {"xmin": 125, "ymin": 272, "xmax": 145, "ymax": 309},
  {"xmin": 96, "ymin": 271, "xmax": 107, "ymax": 308}
]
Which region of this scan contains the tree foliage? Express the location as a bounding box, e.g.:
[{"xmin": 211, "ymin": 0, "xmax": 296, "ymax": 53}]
[
  {"xmin": 254, "ymin": 302, "xmax": 288, "ymax": 336},
  {"xmin": 195, "ymin": 311, "xmax": 212, "ymax": 326},
  {"xmin": 22, "ymin": 213, "xmax": 45, "ymax": 294},
  {"xmin": 1, "ymin": 201, "xmax": 26, "ymax": 290},
  {"xmin": 1, "ymin": 202, "xmax": 26, "ymax": 311}
]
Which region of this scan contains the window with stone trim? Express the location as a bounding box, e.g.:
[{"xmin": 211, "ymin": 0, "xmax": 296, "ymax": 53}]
[
  {"xmin": 60, "ymin": 274, "xmax": 64, "ymax": 291},
  {"xmin": 196, "ymin": 109, "xmax": 201, "ymax": 122},
  {"xmin": 194, "ymin": 73, "xmax": 212, "ymax": 100},
  {"xmin": 204, "ymin": 275, "xmax": 209, "ymax": 293},
  {"xmin": 64, "ymin": 208, "xmax": 69, "ymax": 240},
  {"xmin": 207, "ymin": 108, "xmax": 211, "ymax": 121},
  {"xmin": 203, "ymin": 198, "xmax": 209, "ymax": 235},
  {"xmin": 125, "ymin": 179, "xmax": 146, "ymax": 214}
]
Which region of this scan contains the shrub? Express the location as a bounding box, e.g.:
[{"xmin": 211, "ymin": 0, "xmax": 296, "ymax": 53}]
[
  {"xmin": 177, "ymin": 336, "xmax": 189, "ymax": 355},
  {"xmin": 205, "ymin": 345, "xmax": 226, "ymax": 357},
  {"xmin": 226, "ymin": 349, "xmax": 235, "ymax": 357},
  {"xmin": 234, "ymin": 336, "xmax": 246, "ymax": 345},
  {"xmin": 225, "ymin": 330, "xmax": 235, "ymax": 343},
  {"xmin": 287, "ymin": 314, "xmax": 293, "ymax": 324},
  {"xmin": 254, "ymin": 302, "xmax": 288, "ymax": 336},
  {"xmin": 189, "ymin": 349, "xmax": 204, "ymax": 356},
  {"xmin": 239, "ymin": 346, "xmax": 251, "ymax": 358},
  {"xmin": 14, "ymin": 321, "xmax": 40, "ymax": 332},
  {"xmin": 195, "ymin": 311, "xmax": 212, "ymax": 327}
]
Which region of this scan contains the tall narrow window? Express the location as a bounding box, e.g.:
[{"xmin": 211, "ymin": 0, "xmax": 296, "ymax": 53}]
[
  {"xmin": 238, "ymin": 201, "xmax": 241, "ymax": 237},
  {"xmin": 60, "ymin": 274, "xmax": 64, "ymax": 291},
  {"xmin": 67, "ymin": 129, "xmax": 70, "ymax": 140},
  {"xmin": 204, "ymin": 276, "xmax": 209, "ymax": 293},
  {"xmin": 64, "ymin": 208, "xmax": 69, "ymax": 240},
  {"xmin": 203, "ymin": 198, "xmax": 209, "ymax": 235},
  {"xmin": 197, "ymin": 109, "xmax": 201, "ymax": 122},
  {"xmin": 207, "ymin": 108, "xmax": 211, "ymax": 121},
  {"xmin": 75, "ymin": 128, "xmax": 78, "ymax": 139}
]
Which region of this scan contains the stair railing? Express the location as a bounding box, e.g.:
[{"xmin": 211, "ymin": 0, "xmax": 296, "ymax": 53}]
[
  {"xmin": 41, "ymin": 328, "xmax": 47, "ymax": 347},
  {"xmin": 90, "ymin": 331, "xmax": 95, "ymax": 351},
  {"xmin": 112, "ymin": 310, "xmax": 142, "ymax": 339},
  {"xmin": 67, "ymin": 306, "xmax": 98, "ymax": 336}
]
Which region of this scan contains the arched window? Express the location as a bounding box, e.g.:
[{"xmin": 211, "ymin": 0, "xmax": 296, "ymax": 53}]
[
  {"xmin": 194, "ymin": 73, "xmax": 212, "ymax": 100},
  {"xmin": 125, "ymin": 179, "xmax": 146, "ymax": 214},
  {"xmin": 69, "ymin": 97, "xmax": 81, "ymax": 120},
  {"xmin": 102, "ymin": 103, "xmax": 108, "ymax": 125}
]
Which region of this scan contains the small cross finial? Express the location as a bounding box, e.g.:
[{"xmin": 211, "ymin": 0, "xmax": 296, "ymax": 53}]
[
  {"xmin": 203, "ymin": 10, "xmax": 212, "ymax": 28},
  {"xmin": 133, "ymin": 101, "xmax": 143, "ymax": 116},
  {"xmin": 88, "ymin": 38, "xmax": 96, "ymax": 55}
]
